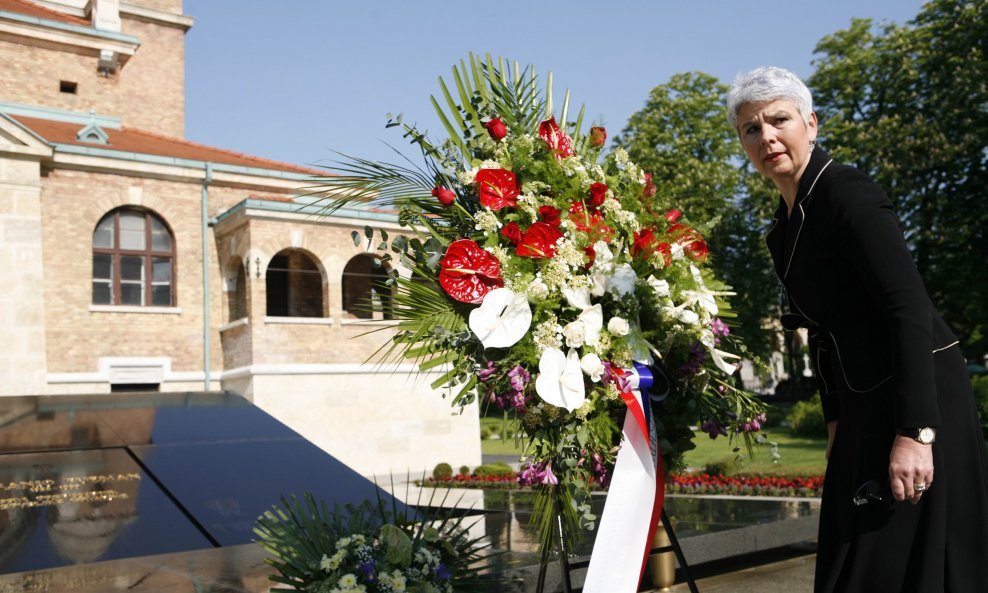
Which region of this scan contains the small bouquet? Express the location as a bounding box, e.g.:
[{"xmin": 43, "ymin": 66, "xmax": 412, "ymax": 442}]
[
  {"xmin": 254, "ymin": 492, "xmax": 493, "ymax": 593},
  {"xmin": 311, "ymin": 54, "xmax": 765, "ymax": 563}
]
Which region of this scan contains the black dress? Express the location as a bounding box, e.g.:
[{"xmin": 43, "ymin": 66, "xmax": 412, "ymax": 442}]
[{"xmin": 765, "ymin": 148, "xmax": 988, "ymax": 592}]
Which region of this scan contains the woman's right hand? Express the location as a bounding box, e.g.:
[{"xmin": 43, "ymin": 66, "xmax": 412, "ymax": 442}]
[{"xmin": 826, "ymin": 421, "xmax": 838, "ymax": 460}]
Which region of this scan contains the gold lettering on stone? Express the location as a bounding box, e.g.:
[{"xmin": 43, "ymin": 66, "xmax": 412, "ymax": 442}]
[{"xmin": 0, "ymin": 472, "xmax": 141, "ymax": 509}]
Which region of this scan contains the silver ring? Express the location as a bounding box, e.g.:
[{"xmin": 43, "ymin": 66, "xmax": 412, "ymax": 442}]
[{"xmin": 914, "ymin": 482, "xmax": 928, "ymax": 492}]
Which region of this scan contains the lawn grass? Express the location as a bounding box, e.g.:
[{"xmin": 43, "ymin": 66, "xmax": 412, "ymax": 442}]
[{"xmin": 479, "ymin": 415, "xmax": 829, "ymax": 475}]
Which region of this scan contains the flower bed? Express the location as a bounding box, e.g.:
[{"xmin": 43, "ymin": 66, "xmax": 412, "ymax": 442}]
[{"xmin": 419, "ymin": 472, "xmax": 824, "ymax": 497}]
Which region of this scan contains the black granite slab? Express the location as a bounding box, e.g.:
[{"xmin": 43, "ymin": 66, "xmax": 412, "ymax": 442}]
[
  {"xmin": 130, "ymin": 438, "xmax": 396, "ymax": 546},
  {"xmin": 0, "ymin": 448, "xmax": 212, "ymax": 574},
  {"xmin": 0, "ymin": 391, "xmax": 403, "ymax": 576}
]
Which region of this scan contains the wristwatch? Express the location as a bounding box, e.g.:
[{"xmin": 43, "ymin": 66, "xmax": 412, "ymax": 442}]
[{"xmin": 897, "ymin": 427, "xmax": 936, "ymax": 445}]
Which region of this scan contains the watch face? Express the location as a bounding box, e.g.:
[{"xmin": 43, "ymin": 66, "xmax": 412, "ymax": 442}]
[{"xmin": 918, "ymin": 427, "xmax": 936, "ymax": 444}]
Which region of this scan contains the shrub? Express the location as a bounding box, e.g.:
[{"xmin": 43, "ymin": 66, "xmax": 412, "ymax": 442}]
[
  {"xmin": 972, "ymin": 375, "xmax": 988, "ymax": 440},
  {"xmin": 787, "ymin": 394, "xmax": 828, "ymax": 438},
  {"xmin": 432, "ymin": 462, "xmax": 453, "ymax": 480},
  {"xmin": 458, "ymin": 465, "xmax": 470, "ymax": 477},
  {"xmin": 473, "ymin": 463, "xmax": 515, "ymax": 478}
]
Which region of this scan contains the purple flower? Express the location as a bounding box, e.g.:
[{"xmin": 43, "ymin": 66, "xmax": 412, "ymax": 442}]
[
  {"xmin": 511, "ymin": 391, "xmax": 528, "ymax": 413},
  {"xmin": 540, "ymin": 463, "xmax": 559, "ymax": 485},
  {"xmin": 700, "ymin": 418, "xmax": 727, "ymax": 439},
  {"xmin": 477, "ymin": 361, "xmax": 497, "ymax": 382},
  {"xmin": 507, "ymin": 365, "xmax": 530, "ymax": 391},
  {"xmin": 679, "ymin": 342, "xmax": 707, "ymax": 376},
  {"xmin": 436, "ymin": 564, "xmax": 452, "ymax": 581},
  {"xmin": 711, "ymin": 318, "xmax": 730, "ymax": 340},
  {"xmin": 602, "ymin": 362, "xmax": 631, "ymax": 393},
  {"xmin": 358, "ymin": 560, "xmax": 376, "ymax": 581}
]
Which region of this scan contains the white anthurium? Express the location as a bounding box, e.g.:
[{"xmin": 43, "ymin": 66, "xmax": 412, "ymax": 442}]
[
  {"xmin": 577, "ymin": 304, "xmax": 603, "ymax": 346},
  {"xmin": 580, "ymin": 353, "xmax": 605, "ymax": 382},
  {"xmin": 709, "ymin": 347, "xmax": 741, "ymax": 376},
  {"xmin": 562, "ymin": 286, "xmax": 593, "ymax": 310},
  {"xmin": 468, "ymin": 288, "xmax": 532, "ymax": 349},
  {"xmin": 608, "ymin": 264, "xmax": 638, "ymax": 297},
  {"xmin": 591, "ymin": 240, "xmax": 615, "ymax": 271},
  {"xmin": 535, "ymin": 348, "xmax": 586, "ymax": 411},
  {"xmin": 647, "ymin": 275, "xmax": 670, "ymax": 298}
]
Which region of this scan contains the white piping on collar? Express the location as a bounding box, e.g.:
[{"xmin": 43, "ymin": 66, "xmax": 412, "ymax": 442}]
[{"xmin": 783, "ymin": 159, "xmax": 834, "ymax": 278}]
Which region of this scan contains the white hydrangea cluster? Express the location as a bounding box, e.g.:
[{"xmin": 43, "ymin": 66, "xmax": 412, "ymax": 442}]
[
  {"xmin": 600, "ymin": 197, "xmax": 640, "ymax": 232},
  {"xmin": 611, "ymin": 147, "xmax": 646, "ymax": 185},
  {"xmin": 539, "ymin": 257, "xmax": 571, "ymax": 292},
  {"xmin": 474, "ymin": 209, "xmax": 502, "ymax": 235},
  {"xmin": 509, "ymin": 133, "xmax": 535, "ymax": 159},
  {"xmin": 533, "ymin": 314, "xmax": 563, "ymax": 352},
  {"xmin": 521, "ymin": 179, "xmax": 552, "ymax": 196},
  {"xmin": 516, "ymin": 192, "xmax": 541, "ymax": 221},
  {"xmin": 560, "ymin": 155, "xmax": 591, "ymax": 186},
  {"xmin": 553, "ymin": 237, "xmax": 586, "ymax": 270}
]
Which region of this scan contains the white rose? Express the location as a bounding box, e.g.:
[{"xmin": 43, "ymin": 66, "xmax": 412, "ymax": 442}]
[
  {"xmin": 647, "ymin": 276, "xmax": 670, "ymax": 298},
  {"xmin": 528, "ymin": 278, "xmax": 549, "ymax": 300},
  {"xmin": 607, "ymin": 316, "xmax": 630, "ymax": 336},
  {"xmin": 562, "ymin": 321, "xmax": 586, "ymax": 348},
  {"xmin": 608, "ymin": 264, "xmax": 638, "ymax": 297},
  {"xmin": 580, "ymin": 353, "xmax": 605, "ymax": 382}
]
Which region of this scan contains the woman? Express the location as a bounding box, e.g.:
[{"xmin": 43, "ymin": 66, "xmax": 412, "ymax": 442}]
[{"xmin": 726, "ymin": 66, "xmax": 988, "ymax": 592}]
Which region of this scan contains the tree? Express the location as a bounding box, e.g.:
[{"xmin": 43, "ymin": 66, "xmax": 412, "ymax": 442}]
[
  {"xmin": 614, "ymin": 72, "xmax": 779, "ymax": 360},
  {"xmin": 809, "ymin": 0, "xmax": 988, "ymax": 357}
]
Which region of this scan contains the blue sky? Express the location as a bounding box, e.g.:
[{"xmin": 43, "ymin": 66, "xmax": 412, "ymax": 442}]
[{"xmin": 183, "ymin": 1, "xmax": 925, "ymax": 169}]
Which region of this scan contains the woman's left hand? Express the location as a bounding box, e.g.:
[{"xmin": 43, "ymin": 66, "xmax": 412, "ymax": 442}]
[{"xmin": 889, "ymin": 435, "xmax": 934, "ymax": 504}]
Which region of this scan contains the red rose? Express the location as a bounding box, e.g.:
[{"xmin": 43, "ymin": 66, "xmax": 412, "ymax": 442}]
[
  {"xmin": 631, "ymin": 228, "xmax": 657, "ymax": 259},
  {"xmin": 666, "ymin": 223, "xmax": 708, "ymax": 262},
  {"xmin": 484, "ymin": 117, "xmax": 508, "ymax": 141},
  {"xmin": 664, "ymin": 209, "xmax": 682, "ymax": 223},
  {"xmin": 475, "ymin": 169, "xmax": 519, "ymax": 210},
  {"xmin": 432, "ymin": 186, "xmax": 456, "ymax": 206},
  {"xmin": 588, "ymin": 182, "xmax": 608, "ymax": 207},
  {"xmin": 589, "ymin": 126, "xmax": 607, "ymax": 147},
  {"xmin": 501, "ymin": 222, "xmax": 523, "ymax": 246},
  {"xmin": 438, "ymin": 239, "xmax": 505, "ymax": 304},
  {"xmin": 538, "ymin": 116, "xmax": 574, "ymax": 160},
  {"xmin": 516, "ymin": 222, "xmax": 564, "ymax": 259},
  {"xmin": 538, "ymin": 205, "xmax": 562, "ymax": 227},
  {"xmin": 643, "ymin": 172, "xmax": 656, "ymax": 198}
]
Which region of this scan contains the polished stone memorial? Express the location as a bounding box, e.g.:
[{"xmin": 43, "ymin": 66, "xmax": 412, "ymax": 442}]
[{"xmin": 0, "ymin": 392, "xmax": 401, "ymax": 581}]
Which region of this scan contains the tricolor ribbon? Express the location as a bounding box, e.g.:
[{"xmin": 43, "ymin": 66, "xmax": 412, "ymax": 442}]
[{"xmin": 582, "ymin": 363, "xmax": 666, "ymax": 593}]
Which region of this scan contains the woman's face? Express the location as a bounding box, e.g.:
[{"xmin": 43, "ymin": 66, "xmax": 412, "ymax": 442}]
[{"xmin": 737, "ymin": 99, "xmax": 818, "ymax": 187}]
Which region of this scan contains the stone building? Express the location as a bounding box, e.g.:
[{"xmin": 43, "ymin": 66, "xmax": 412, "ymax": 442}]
[{"xmin": 0, "ymin": 0, "xmax": 481, "ymax": 475}]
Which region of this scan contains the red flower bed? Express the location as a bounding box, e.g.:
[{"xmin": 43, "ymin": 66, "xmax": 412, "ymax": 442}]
[{"xmin": 420, "ymin": 472, "xmax": 824, "ymax": 497}]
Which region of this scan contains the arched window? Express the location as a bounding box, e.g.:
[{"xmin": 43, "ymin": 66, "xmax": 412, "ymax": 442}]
[
  {"xmin": 342, "ymin": 253, "xmax": 394, "ymax": 320},
  {"xmin": 265, "ymin": 250, "xmax": 324, "ymax": 317},
  {"xmin": 92, "ymin": 208, "xmax": 175, "ymax": 306}
]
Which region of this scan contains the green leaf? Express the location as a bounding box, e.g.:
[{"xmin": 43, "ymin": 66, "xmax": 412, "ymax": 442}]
[
  {"xmin": 380, "ymin": 524, "xmax": 413, "ymax": 567},
  {"xmin": 351, "ymin": 231, "xmax": 361, "ymax": 246}
]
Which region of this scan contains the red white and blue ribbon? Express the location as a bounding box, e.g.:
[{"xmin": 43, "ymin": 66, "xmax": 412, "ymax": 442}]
[{"xmin": 582, "ymin": 363, "xmax": 666, "ymax": 593}]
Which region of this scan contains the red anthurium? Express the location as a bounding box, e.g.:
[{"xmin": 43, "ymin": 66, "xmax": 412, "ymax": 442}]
[
  {"xmin": 589, "ymin": 126, "xmax": 607, "ymax": 147},
  {"xmin": 438, "ymin": 239, "xmax": 505, "ymax": 304},
  {"xmin": 643, "ymin": 172, "xmax": 656, "ymax": 198},
  {"xmin": 538, "ymin": 205, "xmax": 562, "ymax": 227},
  {"xmin": 501, "ymin": 222, "xmax": 523, "ymax": 246},
  {"xmin": 484, "ymin": 117, "xmax": 508, "ymax": 141},
  {"xmin": 631, "ymin": 228, "xmax": 657, "ymax": 259},
  {"xmin": 568, "ymin": 201, "xmax": 615, "ymax": 243},
  {"xmin": 516, "ymin": 222, "xmax": 564, "ymax": 259},
  {"xmin": 588, "ymin": 182, "xmax": 608, "ymax": 207},
  {"xmin": 664, "ymin": 209, "xmax": 682, "ymax": 223},
  {"xmin": 657, "ymin": 242, "xmax": 673, "ymax": 267},
  {"xmin": 475, "ymin": 169, "xmax": 519, "ymax": 210},
  {"xmin": 432, "ymin": 186, "xmax": 456, "ymax": 206},
  {"xmin": 666, "ymin": 223, "xmax": 709, "ymax": 262},
  {"xmin": 538, "ymin": 116, "xmax": 574, "ymax": 160}
]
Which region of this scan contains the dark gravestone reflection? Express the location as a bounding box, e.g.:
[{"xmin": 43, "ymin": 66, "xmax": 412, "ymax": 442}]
[{"xmin": 0, "ymin": 392, "xmax": 401, "ymax": 576}]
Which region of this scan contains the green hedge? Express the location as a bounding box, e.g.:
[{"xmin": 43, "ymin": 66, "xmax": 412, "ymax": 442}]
[{"xmin": 787, "ymin": 394, "xmax": 828, "ymax": 438}]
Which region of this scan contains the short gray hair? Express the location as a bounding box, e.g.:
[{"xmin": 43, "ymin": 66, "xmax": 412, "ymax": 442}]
[{"xmin": 726, "ymin": 66, "xmax": 813, "ymax": 129}]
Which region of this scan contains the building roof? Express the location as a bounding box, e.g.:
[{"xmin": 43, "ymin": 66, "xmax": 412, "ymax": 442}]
[
  {"xmin": 0, "ymin": 0, "xmax": 89, "ymax": 27},
  {"xmin": 10, "ymin": 114, "xmax": 324, "ymax": 175}
]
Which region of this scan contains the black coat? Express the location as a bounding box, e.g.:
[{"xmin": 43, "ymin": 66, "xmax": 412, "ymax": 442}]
[
  {"xmin": 766, "ymin": 147, "xmax": 958, "ymax": 429},
  {"xmin": 767, "ymin": 147, "xmax": 988, "ymax": 592}
]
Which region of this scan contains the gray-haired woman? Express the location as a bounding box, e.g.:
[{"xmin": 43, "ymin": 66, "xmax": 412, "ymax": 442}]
[{"xmin": 727, "ymin": 66, "xmax": 988, "ymax": 592}]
